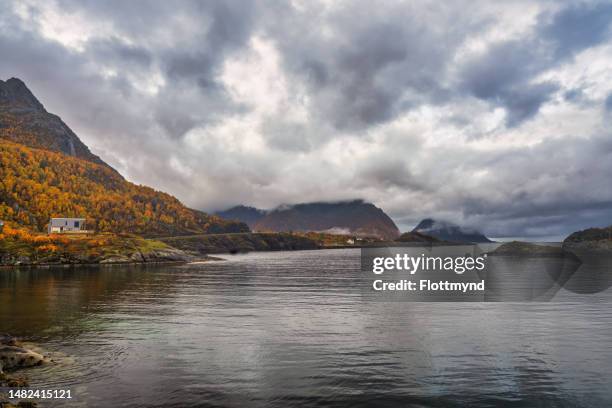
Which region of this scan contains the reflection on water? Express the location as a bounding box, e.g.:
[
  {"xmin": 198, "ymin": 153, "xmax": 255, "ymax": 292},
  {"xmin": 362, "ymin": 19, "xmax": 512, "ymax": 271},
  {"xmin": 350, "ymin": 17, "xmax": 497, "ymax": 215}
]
[{"xmin": 1, "ymin": 249, "xmax": 612, "ymax": 407}]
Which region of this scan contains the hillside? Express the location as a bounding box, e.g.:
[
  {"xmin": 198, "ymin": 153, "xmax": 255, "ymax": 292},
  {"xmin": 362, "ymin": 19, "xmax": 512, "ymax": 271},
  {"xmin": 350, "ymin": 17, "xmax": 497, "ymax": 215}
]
[
  {"xmin": 0, "ymin": 78, "xmax": 248, "ymax": 237},
  {"xmin": 0, "ymin": 78, "xmax": 107, "ymax": 166},
  {"xmin": 563, "ymin": 225, "xmax": 612, "ymax": 252},
  {"xmin": 0, "ymin": 140, "xmax": 247, "ymax": 236},
  {"xmin": 237, "ymin": 200, "xmax": 400, "ymax": 240},
  {"xmin": 0, "ymin": 223, "xmax": 191, "ymax": 266},
  {"xmin": 412, "ymin": 218, "xmax": 492, "ymax": 243}
]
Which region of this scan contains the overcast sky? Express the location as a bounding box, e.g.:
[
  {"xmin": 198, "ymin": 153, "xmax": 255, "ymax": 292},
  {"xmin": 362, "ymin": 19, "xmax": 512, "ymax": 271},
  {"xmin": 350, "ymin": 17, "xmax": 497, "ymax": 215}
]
[{"xmin": 2, "ymin": 0, "xmax": 612, "ymax": 239}]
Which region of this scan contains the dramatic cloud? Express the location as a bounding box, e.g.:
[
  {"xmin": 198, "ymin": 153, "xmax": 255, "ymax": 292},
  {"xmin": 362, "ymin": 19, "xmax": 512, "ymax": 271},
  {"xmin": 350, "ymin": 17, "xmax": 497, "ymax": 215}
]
[{"xmin": 1, "ymin": 0, "xmax": 612, "ymax": 239}]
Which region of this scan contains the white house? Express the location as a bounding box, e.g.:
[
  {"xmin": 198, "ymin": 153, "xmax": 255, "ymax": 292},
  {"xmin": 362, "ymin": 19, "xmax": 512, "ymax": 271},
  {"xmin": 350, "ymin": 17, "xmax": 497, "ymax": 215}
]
[{"xmin": 48, "ymin": 217, "xmax": 87, "ymax": 234}]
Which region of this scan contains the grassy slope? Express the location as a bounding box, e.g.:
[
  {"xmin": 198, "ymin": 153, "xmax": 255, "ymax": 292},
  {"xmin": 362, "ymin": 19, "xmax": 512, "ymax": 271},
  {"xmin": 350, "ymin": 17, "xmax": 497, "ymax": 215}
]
[{"xmin": 0, "ymin": 223, "xmax": 184, "ymax": 265}]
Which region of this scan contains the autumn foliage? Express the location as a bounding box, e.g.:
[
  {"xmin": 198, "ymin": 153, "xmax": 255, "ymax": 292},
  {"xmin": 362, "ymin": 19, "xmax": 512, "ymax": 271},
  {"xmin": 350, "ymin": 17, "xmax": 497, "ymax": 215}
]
[
  {"xmin": 0, "ymin": 139, "xmax": 248, "ymax": 236},
  {"xmin": 1, "ymin": 223, "xmax": 65, "ymax": 248},
  {"xmin": 0, "ymin": 222, "xmax": 173, "ymax": 264}
]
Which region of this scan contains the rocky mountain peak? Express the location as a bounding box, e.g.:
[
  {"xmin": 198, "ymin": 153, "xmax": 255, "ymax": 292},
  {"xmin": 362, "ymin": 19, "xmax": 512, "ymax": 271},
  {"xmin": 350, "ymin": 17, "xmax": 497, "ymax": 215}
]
[
  {"xmin": 0, "ymin": 77, "xmax": 45, "ymax": 112},
  {"xmin": 0, "ymin": 77, "xmax": 108, "ymax": 167}
]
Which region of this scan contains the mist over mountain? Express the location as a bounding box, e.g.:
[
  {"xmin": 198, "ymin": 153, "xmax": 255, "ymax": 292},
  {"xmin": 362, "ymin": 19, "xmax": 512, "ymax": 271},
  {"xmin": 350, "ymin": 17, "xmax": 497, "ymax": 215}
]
[
  {"xmin": 218, "ymin": 200, "xmax": 400, "ymax": 240},
  {"xmin": 412, "ymin": 218, "xmax": 492, "ymax": 243}
]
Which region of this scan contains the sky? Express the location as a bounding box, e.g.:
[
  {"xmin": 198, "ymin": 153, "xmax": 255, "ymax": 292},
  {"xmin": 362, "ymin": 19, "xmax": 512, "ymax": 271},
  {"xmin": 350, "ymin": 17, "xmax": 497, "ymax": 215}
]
[{"xmin": 1, "ymin": 0, "xmax": 612, "ymax": 239}]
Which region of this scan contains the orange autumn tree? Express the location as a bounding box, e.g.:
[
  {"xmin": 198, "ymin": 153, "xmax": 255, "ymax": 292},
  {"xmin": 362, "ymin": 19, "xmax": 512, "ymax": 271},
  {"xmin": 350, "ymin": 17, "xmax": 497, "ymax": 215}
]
[{"xmin": 0, "ymin": 139, "xmax": 248, "ymax": 236}]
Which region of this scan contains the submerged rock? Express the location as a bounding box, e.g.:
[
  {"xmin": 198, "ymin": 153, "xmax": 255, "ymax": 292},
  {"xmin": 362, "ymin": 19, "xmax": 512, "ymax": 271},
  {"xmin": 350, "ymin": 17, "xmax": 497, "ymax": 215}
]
[
  {"xmin": 0, "ymin": 346, "xmax": 47, "ymax": 373},
  {"xmin": 0, "ymin": 336, "xmax": 48, "ymax": 407},
  {"xmin": 0, "ymin": 335, "xmax": 19, "ymax": 347},
  {"xmin": 0, "ymin": 335, "xmax": 48, "ymax": 387}
]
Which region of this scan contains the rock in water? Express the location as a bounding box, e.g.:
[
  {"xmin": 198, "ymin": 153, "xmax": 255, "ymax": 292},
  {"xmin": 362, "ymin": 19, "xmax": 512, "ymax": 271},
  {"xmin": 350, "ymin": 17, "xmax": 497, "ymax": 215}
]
[
  {"xmin": 0, "ymin": 335, "xmax": 48, "ymax": 374},
  {"xmin": 0, "ymin": 334, "xmax": 19, "ymax": 347},
  {"xmin": 0, "ymin": 346, "xmax": 47, "ymax": 373}
]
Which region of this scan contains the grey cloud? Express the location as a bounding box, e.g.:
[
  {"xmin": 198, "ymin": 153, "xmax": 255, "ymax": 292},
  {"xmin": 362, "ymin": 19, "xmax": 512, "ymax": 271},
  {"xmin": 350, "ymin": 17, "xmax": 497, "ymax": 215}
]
[
  {"xmin": 461, "ymin": 41, "xmax": 544, "ymax": 100},
  {"xmin": 265, "ymin": 1, "xmax": 474, "ymax": 131},
  {"xmin": 432, "ymin": 134, "xmax": 612, "ymax": 237},
  {"xmin": 459, "ymin": 1, "xmax": 612, "ymax": 127},
  {"xmin": 540, "ymin": 2, "xmax": 612, "ymax": 59},
  {"xmin": 88, "ymin": 38, "xmax": 153, "ymax": 68},
  {"xmin": 1, "ymin": 0, "xmax": 612, "ymax": 239},
  {"xmin": 605, "ymin": 93, "xmax": 612, "ymax": 111},
  {"xmin": 564, "ymin": 88, "xmax": 585, "ymax": 103},
  {"xmin": 55, "ymin": 0, "xmax": 259, "ymax": 139},
  {"xmin": 259, "ymin": 120, "xmax": 312, "ymax": 152},
  {"xmin": 502, "ymin": 82, "xmax": 559, "ymax": 127},
  {"xmin": 356, "ymin": 159, "xmax": 424, "ymax": 191},
  {"xmin": 458, "ymin": 37, "xmax": 559, "ymax": 127}
]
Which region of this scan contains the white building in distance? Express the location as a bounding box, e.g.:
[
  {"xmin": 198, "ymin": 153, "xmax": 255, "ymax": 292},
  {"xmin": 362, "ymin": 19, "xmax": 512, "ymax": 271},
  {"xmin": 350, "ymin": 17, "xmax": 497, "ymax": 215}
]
[{"xmin": 48, "ymin": 217, "xmax": 87, "ymax": 234}]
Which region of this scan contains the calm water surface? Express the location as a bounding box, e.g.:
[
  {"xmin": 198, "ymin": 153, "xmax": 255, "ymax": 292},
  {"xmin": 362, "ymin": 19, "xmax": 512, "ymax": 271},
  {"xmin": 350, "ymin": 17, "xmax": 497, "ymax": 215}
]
[{"xmin": 1, "ymin": 248, "xmax": 612, "ymax": 407}]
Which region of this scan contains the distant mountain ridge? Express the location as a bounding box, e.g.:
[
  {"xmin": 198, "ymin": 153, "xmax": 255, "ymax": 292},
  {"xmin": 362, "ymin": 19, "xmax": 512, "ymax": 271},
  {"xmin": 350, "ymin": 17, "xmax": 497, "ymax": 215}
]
[
  {"xmin": 217, "ymin": 200, "xmax": 400, "ymax": 240},
  {"xmin": 216, "ymin": 205, "xmax": 267, "ymax": 227},
  {"xmin": 412, "ymin": 218, "xmax": 492, "ymax": 243},
  {"xmin": 0, "ymin": 77, "xmax": 248, "ymax": 236}
]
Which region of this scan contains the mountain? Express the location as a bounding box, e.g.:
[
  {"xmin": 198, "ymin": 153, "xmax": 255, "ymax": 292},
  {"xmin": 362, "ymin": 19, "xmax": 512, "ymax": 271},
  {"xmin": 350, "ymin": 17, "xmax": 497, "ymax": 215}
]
[
  {"xmin": 0, "ymin": 77, "xmax": 248, "ymax": 236},
  {"xmin": 0, "ymin": 78, "xmax": 107, "ymax": 166},
  {"xmin": 412, "ymin": 218, "xmax": 492, "ymax": 243},
  {"xmin": 222, "ymin": 200, "xmax": 401, "ymax": 240},
  {"xmin": 396, "ymin": 231, "xmax": 442, "ymax": 243},
  {"xmin": 215, "ymin": 205, "xmax": 267, "ymax": 228}
]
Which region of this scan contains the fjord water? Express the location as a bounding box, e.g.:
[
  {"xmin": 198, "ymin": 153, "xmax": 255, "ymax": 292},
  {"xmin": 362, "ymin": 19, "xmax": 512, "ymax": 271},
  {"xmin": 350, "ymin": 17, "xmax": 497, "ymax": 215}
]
[{"xmin": 2, "ymin": 249, "xmax": 612, "ymax": 407}]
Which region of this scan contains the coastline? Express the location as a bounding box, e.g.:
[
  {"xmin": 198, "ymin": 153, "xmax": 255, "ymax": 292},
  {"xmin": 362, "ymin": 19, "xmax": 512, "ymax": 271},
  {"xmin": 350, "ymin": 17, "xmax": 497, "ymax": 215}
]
[{"xmin": 0, "ymin": 255, "xmax": 228, "ymax": 270}]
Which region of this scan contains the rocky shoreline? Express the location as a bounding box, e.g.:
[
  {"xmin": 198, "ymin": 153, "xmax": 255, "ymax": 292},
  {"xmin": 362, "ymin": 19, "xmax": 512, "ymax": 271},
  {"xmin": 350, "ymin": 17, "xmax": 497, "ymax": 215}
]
[
  {"xmin": 0, "ymin": 248, "xmax": 194, "ymax": 268},
  {"xmin": 0, "ymin": 334, "xmax": 47, "ymax": 408},
  {"xmin": 0, "ymin": 254, "xmax": 222, "ymax": 269},
  {"xmin": 0, "ymin": 228, "xmax": 197, "ymax": 268}
]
